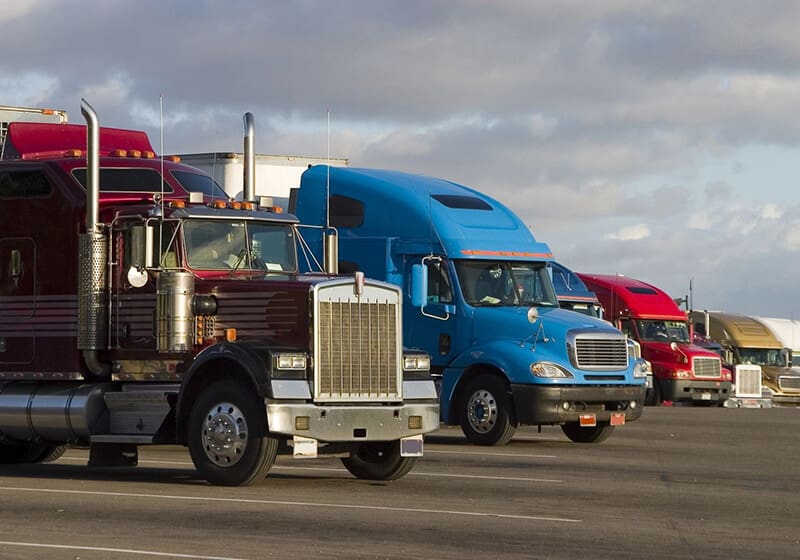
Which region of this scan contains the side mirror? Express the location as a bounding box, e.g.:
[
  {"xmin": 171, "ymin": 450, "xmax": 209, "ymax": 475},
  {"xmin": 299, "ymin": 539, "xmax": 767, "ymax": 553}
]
[{"xmin": 411, "ymin": 264, "xmax": 427, "ymax": 308}]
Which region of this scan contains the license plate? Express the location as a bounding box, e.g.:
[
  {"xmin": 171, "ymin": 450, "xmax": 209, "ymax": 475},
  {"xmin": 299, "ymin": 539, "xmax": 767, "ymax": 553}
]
[
  {"xmin": 610, "ymin": 412, "xmax": 626, "ymax": 426},
  {"xmin": 579, "ymin": 413, "xmax": 596, "ymax": 427},
  {"xmin": 701, "ymin": 392, "xmax": 712, "ymax": 400}
]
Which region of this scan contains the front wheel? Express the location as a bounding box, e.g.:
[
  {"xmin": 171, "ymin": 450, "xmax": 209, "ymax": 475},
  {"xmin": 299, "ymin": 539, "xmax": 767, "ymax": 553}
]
[
  {"xmin": 188, "ymin": 381, "xmax": 279, "ymax": 486},
  {"xmin": 561, "ymin": 422, "xmax": 615, "ymax": 443},
  {"xmin": 459, "ymin": 374, "xmax": 516, "ymax": 446},
  {"xmin": 341, "ymin": 441, "xmax": 416, "ymax": 481}
]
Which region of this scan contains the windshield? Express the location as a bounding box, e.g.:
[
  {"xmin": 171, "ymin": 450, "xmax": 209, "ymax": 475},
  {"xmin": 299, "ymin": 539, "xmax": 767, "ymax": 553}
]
[
  {"xmin": 738, "ymin": 348, "xmax": 785, "ymax": 367},
  {"xmin": 454, "ymin": 260, "xmax": 558, "ymax": 307},
  {"xmin": 171, "ymin": 170, "xmax": 228, "ymax": 199},
  {"xmin": 183, "ymin": 219, "xmax": 296, "ymax": 272},
  {"xmin": 636, "ymin": 320, "xmax": 690, "ymax": 343}
]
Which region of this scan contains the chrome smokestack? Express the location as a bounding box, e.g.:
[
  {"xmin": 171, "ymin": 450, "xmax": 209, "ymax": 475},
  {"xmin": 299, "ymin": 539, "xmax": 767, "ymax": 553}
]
[
  {"xmin": 78, "ymin": 98, "xmax": 109, "ymax": 376},
  {"xmin": 243, "ymin": 112, "xmax": 255, "ymax": 202}
]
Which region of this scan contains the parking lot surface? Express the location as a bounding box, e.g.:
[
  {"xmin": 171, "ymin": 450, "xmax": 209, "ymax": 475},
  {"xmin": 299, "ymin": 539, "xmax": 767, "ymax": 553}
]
[{"xmin": 0, "ymin": 406, "xmax": 797, "ymax": 559}]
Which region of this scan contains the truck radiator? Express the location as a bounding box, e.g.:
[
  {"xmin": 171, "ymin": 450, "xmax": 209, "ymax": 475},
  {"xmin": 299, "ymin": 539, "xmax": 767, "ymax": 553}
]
[
  {"xmin": 314, "ymin": 282, "xmax": 401, "ymax": 402},
  {"xmin": 571, "ymin": 332, "xmax": 629, "ymax": 370},
  {"xmin": 734, "ymin": 365, "xmax": 762, "ymax": 397},
  {"xmin": 692, "ymin": 357, "xmax": 722, "ymax": 378}
]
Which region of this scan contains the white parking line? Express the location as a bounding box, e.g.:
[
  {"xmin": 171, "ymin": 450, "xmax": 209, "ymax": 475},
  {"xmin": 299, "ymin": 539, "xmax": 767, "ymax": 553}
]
[
  {"xmin": 57, "ymin": 455, "xmax": 563, "ymax": 483},
  {"xmin": 427, "ymin": 449, "xmax": 558, "ymax": 459},
  {"xmin": 0, "ymin": 540, "xmax": 251, "ymax": 560},
  {"xmin": 0, "ymin": 485, "xmax": 581, "ymax": 524}
]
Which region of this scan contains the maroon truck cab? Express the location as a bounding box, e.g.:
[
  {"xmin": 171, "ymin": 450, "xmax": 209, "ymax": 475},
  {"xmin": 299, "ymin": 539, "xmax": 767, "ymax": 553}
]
[
  {"xmin": 0, "ymin": 102, "xmax": 439, "ymax": 485},
  {"xmin": 578, "ymin": 274, "xmax": 732, "ymax": 405}
]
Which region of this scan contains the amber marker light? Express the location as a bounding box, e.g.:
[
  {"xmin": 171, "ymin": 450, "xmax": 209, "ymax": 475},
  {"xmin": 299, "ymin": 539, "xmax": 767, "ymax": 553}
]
[{"xmin": 225, "ymin": 328, "xmax": 237, "ymax": 342}]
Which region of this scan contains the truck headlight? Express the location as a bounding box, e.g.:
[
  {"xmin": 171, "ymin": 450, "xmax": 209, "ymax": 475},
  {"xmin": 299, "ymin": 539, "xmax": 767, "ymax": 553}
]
[
  {"xmin": 530, "ymin": 362, "xmax": 573, "ymax": 378},
  {"xmin": 403, "ymin": 353, "xmax": 431, "ymax": 371},
  {"xmin": 674, "ymin": 369, "xmax": 691, "ymax": 379},
  {"xmin": 633, "ymin": 358, "xmax": 650, "ymax": 378},
  {"xmin": 274, "ymin": 353, "xmax": 307, "ymax": 371}
]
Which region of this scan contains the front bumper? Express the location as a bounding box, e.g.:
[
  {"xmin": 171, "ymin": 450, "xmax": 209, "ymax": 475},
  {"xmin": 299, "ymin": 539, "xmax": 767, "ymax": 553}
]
[
  {"xmin": 265, "ymin": 400, "xmax": 439, "ymax": 442},
  {"xmin": 510, "ymin": 384, "xmax": 645, "ymax": 425},
  {"xmin": 659, "ymin": 379, "xmax": 731, "ymax": 403}
]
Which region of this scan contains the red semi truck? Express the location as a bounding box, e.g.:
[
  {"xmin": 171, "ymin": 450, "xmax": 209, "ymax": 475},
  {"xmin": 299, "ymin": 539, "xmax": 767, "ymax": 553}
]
[
  {"xmin": 0, "ymin": 101, "xmax": 439, "ymax": 485},
  {"xmin": 578, "ymin": 274, "xmax": 731, "ymax": 405}
]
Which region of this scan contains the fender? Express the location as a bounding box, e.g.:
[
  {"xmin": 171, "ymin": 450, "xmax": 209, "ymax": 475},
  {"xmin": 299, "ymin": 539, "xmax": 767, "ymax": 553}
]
[{"xmin": 175, "ymin": 342, "xmax": 272, "ymax": 441}]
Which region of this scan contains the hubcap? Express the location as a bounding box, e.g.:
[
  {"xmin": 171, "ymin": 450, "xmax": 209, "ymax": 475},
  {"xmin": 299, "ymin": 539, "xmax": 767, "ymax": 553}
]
[
  {"xmin": 467, "ymin": 389, "xmax": 497, "ymax": 434},
  {"xmin": 201, "ymin": 401, "xmax": 248, "ymax": 467}
]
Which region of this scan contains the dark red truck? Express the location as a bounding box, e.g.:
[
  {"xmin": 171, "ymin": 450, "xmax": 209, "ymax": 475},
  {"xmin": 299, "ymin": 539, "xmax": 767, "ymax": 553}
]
[{"xmin": 0, "ymin": 101, "xmax": 438, "ymax": 485}]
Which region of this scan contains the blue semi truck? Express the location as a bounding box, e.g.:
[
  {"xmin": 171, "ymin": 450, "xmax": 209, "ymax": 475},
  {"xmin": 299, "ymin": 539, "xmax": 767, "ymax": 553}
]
[
  {"xmin": 292, "ymin": 166, "xmax": 647, "ymax": 445},
  {"xmin": 551, "ymin": 261, "xmax": 603, "ymax": 318}
]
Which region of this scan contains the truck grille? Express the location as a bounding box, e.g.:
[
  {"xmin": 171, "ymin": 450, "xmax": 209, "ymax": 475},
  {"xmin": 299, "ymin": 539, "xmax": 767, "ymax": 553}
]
[
  {"xmin": 572, "ymin": 334, "xmax": 628, "ymax": 370},
  {"xmin": 314, "ymin": 281, "xmax": 401, "ymax": 402},
  {"xmin": 778, "ymin": 375, "xmax": 800, "ymax": 392},
  {"xmin": 693, "ymin": 357, "xmax": 722, "ymax": 378},
  {"xmin": 734, "ymin": 365, "xmax": 762, "ymax": 398}
]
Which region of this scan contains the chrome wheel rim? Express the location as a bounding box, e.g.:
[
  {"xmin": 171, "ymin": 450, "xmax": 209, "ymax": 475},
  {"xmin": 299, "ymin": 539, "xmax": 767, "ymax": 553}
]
[
  {"xmin": 467, "ymin": 389, "xmax": 497, "ymax": 434},
  {"xmin": 201, "ymin": 401, "xmax": 248, "ymax": 467}
]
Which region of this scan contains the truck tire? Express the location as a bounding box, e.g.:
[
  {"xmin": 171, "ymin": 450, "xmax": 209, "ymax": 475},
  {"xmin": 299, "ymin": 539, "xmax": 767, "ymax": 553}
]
[
  {"xmin": 188, "ymin": 381, "xmax": 278, "ymax": 486},
  {"xmin": 341, "ymin": 441, "xmax": 416, "ymax": 481},
  {"xmin": 0, "ymin": 442, "xmax": 67, "ymax": 464},
  {"xmin": 459, "ymin": 374, "xmax": 516, "ymax": 446},
  {"xmin": 561, "ymin": 422, "xmax": 615, "ymax": 443}
]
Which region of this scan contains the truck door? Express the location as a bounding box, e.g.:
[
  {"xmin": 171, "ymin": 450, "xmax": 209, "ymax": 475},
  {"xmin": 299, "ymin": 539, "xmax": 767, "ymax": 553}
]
[
  {"xmin": 0, "ymin": 237, "xmax": 35, "ymax": 363},
  {"xmin": 405, "ymin": 257, "xmax": 459, "ymax": 368}
]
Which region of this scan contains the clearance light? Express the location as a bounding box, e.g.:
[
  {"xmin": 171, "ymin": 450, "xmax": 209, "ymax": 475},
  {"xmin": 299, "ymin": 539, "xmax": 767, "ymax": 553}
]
[
  {"xmin": 295, "ymin": 416, "xmax": 310, "ymax": 431},
  {"xmin": 143, "ymin": 150, "xmax": 156, "ymax": 159},
  {"xmin": 111, "ymin": 149, "xmax": 127, "ymax": 157},
  {"xmin": 241, "ymin": 201, "xmax": 255, "ymax": 211},
  {"xmin": 230, "ymin": 201, "xmax": 242, "ymax": 210},
  {"xmin": 64, "ymin": 149, "xmax": 83, "ymax": 158},
  {"xmin": 210, "ymin": 200, "xmax": 227, "ymax": 209},
  {"xmin": 408, "ymin": 416, "xmax": 423, "ymax": 430},
  {"xmin": 165, "ymin": 155, "xmax": 181, "ymax": 163},
  {"xmin": 225, "ymin": 328, "xmax": 237, "ymax": 342},
  {"xmin": 128, "ymin": 149, "xmax": 141, "ymax": 158},
  {"xmin": 271, "ymin": 206, "xmax": 284, "ymax": 213},
  {"xmin": 168, "ymin": 200, "xmax": 186, "ymax": 208}
]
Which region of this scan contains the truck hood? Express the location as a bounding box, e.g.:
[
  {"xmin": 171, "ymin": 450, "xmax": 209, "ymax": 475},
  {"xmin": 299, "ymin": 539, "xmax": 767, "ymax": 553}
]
[
  {"xmin": 641, "ymin": 341, "xmax": 720, "ymax": 366},
  {"xmin": 471, "ymin": 305, "xmax": 620, "ymax": 345}
]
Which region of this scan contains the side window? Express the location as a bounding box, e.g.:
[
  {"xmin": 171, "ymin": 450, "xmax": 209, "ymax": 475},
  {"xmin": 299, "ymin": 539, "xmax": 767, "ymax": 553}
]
[
  {"xmin": 427, "ymin": 260, "xmax": 453, "ymax": 304},
  {"xmin": 329, "ymin": 194, "xmax": 364, "ymax": 228},
  {"xmin": 0, "ymin": 170, "xmax": 51, "ymax": 198},
  {"xmin": 619, "ymin": 318, "xmax": 635, "ymax": 338}
]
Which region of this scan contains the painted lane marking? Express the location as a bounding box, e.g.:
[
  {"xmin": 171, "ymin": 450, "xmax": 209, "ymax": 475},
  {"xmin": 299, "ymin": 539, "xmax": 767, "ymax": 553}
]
[
  {"xmin": 0, "ymin": 540, "xmax": 251, "ymax": 560},
  {"xmin": 57, "ymin": 456, "xmax": 562, "ymax": 483},
  {"xmin": 426, "ymin": 449, "xmax": 558, "ymax": 459},
  {"xmin": 0, "ymin": 485, "xmax": 581, "ymax": 524}
]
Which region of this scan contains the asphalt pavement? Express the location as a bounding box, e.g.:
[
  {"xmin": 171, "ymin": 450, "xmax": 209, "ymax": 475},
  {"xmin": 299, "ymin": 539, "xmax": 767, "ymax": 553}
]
[{"xmin": 0, "ymin": 406, "xmax": 797, "ymax": 560}]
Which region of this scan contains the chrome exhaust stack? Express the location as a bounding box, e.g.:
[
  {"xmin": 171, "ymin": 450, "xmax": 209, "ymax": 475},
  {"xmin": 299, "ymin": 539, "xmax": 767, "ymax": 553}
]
[
  {"xmin": 78, "ymin": 99, "xmax": 109, "ymax": 377},
  {"xmin": 243, "ymin": 112, "xmax": 255, "ymax": 202}
]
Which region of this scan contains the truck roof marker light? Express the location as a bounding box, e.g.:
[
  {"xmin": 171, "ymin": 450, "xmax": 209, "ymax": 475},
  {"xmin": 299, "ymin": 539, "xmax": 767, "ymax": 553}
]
[
  {"xmin": 64, "ymin": 149, "xmax": 83, "ymax": 158},
  {"xmin": 272, "ymin": 206, "xmax": 284, "ymax": 213},
  {"xmin": 169, "ymin": 200, "xmax": 186, "ymax": 208},
  {"xmin": 128, "ymin": 149, "xmax": 141, "ymax": 158},
  {"xmin": 225, "ymin": 328, "xmax": 237, "ymax": 342},
  {"xmin": 143, "ymin": 150, "xmax": 155, "ymax": 159},
  {"xmin": 230, "ymin": 201, "xmax": 242, "ymax": 210},
  {"xmin": 210, "ymin": 200, "xmax": 227, "ymax": 209},
  {"xmin": 241, "ymin": 201, "xmax": 255, "ymax": 211},
  {"xmin": 111, "ymin": 149, "xmax": 127, "ymax": 157}
]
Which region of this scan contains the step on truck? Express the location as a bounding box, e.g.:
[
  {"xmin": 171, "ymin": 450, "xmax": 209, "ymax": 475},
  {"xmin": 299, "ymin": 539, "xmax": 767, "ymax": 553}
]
[
  {"xmin": 0, "ymin": 101, "xmax": 439, "ymax": 485},
  {"xmin": 691, "ymin": 311, "xmax": 798, "ymax": 407},
  {"xmin": 292, "ymin": 166, "xmax": 648, "ymax": 445},
  {"xmin": 579, "ymin": 274, "xmax": 732, "ymax": 406}
]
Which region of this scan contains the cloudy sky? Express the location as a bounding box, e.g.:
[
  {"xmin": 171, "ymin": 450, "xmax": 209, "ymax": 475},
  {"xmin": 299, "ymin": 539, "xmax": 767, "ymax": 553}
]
[{"xmin": 3, "ymin": 0, "xmax": 799, "ymax": 318}]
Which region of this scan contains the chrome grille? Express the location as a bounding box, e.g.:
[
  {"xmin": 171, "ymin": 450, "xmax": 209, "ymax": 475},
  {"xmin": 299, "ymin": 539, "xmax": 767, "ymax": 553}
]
[
  {"xmin": 778, "ymin": 375, "xmax": 800, "ymax": 392},
  {"xmin": 315, "ymin": 281, "xmax": 401, "ymax": 402},
  {"xmin": 693, "ymin": 356, "xmax": 722, "ymax": 378},
  {"xmin": 573, "ymin": 336, "xmax": 628, "ymax": 370},
  {"xmin": 734, "ymin": 365, "xmax": 762, "ymax": 398}
]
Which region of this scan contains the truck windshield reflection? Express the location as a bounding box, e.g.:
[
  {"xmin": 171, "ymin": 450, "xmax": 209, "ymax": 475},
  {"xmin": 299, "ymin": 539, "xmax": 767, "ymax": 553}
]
[{"xmin": 455, "ymin": 260, "xmax": 558, "ymax": 307}]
